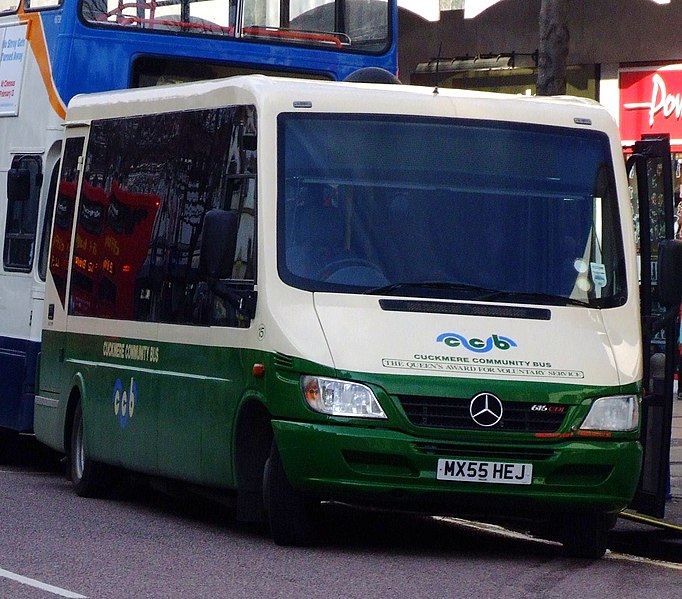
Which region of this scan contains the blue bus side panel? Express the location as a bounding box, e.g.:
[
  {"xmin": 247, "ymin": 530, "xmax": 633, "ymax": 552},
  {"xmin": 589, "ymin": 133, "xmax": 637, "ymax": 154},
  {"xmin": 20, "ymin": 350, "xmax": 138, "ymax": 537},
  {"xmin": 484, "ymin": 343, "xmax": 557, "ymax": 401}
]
[
  {"xmin": 39, "ymin": 17, "xmax": 397, "ymax": 107},
  {"xmin": 0, "ymin": 336, "xmax": 38, "ymax": 432}
]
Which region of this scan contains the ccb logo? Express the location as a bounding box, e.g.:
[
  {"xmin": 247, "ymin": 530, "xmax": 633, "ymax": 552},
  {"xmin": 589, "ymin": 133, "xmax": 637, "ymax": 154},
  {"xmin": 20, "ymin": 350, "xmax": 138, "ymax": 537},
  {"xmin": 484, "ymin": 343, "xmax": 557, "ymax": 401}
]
[
  {"xmin": 437, "ymin": 332, "xmax": 517, "ymax": 353},
  {"xmin": 113, "ymin": 377, "xmax": 137, "ymax": 428}
]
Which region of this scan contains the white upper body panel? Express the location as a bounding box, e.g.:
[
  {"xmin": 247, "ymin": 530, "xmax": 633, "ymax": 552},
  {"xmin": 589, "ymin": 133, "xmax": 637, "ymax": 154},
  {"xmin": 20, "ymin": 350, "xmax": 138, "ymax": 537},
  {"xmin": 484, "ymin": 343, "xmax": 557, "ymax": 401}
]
[{"xmin": 61, "ymin": 75, "xmax": 641, "ymax": 387}]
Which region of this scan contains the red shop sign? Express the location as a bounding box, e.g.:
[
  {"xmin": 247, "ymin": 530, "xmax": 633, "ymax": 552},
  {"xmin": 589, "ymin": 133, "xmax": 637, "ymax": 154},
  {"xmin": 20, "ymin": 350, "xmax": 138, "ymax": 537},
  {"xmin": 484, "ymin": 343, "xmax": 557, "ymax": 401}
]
[{"xmin": 620, "ymin": 65, "xmax": 682, "ymax": 148}]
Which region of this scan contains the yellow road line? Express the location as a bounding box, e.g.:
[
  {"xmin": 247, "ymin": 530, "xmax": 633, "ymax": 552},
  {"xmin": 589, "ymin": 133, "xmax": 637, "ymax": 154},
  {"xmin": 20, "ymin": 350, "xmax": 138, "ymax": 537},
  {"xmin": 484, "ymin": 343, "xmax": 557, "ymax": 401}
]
[
  {"xmin": 619, "ymin": 510, "xmax": 682, "ymax": 534},
  {"xmin": 436, "ymin": 516, "xmax": 682, "ymax": 570},
  {"xmin": 605, "ymin": 552, "xmax": 682, "ymax": 571}
]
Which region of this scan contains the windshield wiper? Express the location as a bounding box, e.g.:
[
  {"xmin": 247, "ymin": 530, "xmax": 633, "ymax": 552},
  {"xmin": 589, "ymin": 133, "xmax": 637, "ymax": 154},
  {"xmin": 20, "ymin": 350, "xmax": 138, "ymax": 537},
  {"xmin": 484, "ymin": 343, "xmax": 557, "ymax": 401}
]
[
  {"xmin": 363, "ymin": 281, "xmax": 499, "ymax": 296},
  {"xmin": 364, "ymin": 281, "xmax": 593, "ymax": 307},
  {"xmin": 477, "ymin": 290, "xmax": 592, "ymax": 307}
]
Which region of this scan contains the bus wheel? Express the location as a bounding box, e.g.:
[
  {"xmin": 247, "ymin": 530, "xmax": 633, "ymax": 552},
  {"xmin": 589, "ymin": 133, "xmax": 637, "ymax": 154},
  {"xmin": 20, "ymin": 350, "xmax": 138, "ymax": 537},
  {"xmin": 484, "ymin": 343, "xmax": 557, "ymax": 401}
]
[
  {"xmin": 263, "ymin": 440, "xmax": 320, "ymax": 546},
  {"xmin": 560, "ymin": 512, "xmax": 610, "ymax": 559},
  {"xmin": 70, "ymin": 401, "xmax": 105, "ymax": 497}
]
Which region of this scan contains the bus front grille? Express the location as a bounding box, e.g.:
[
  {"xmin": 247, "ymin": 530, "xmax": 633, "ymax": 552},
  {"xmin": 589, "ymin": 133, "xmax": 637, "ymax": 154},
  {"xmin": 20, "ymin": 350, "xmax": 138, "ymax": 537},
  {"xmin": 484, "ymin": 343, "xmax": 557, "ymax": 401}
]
[{"xmin": 397, "ymin": 395, "xmax": 567, "ymax": 433}]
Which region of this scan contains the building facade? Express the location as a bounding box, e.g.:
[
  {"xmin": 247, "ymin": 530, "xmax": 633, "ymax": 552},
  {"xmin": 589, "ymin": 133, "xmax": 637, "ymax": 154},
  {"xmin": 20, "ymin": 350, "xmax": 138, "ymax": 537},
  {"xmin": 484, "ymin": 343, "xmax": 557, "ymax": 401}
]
[{"xmin": 400, "ymin": 0, "xmax": 682, "ymax": 149}]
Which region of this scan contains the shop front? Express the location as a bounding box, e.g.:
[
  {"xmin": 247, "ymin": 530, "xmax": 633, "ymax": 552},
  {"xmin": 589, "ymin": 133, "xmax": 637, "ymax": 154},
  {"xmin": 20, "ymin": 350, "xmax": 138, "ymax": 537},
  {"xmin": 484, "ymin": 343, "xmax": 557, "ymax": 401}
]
[
  {"xmin": 410, "ymin": 54, "xmax": 598, "ymax": 99},
  {"xmin": 620, "ymin": 64, "xmax": 682, "ymax": 209}
]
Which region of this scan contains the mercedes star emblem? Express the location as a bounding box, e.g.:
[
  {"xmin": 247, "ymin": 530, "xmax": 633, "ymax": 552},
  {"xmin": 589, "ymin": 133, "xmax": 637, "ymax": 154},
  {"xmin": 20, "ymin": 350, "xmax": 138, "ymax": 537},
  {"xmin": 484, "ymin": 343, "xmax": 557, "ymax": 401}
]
[{"xmin": 469, "ymin": 392, "xmax": 504, "ymax": 427}]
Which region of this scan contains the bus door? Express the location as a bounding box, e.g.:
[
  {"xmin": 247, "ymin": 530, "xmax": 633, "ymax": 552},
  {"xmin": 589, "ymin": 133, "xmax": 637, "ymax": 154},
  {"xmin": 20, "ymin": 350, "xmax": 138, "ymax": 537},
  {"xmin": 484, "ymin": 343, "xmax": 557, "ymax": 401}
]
[
  {"xmin": 627, "ymin": 134, "xmax": 677, "ymax": 518},
  {"xmin": 43, "ymin": 131, "xmax": 86, "ymax": 397}
]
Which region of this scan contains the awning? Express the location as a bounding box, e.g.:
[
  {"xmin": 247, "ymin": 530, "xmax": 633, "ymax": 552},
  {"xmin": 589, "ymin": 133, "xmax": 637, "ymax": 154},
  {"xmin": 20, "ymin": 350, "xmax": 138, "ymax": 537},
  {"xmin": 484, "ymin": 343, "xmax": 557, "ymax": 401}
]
[{"xmin": 414, "ymin": 52, "xmax": 538, "ymax": 77}]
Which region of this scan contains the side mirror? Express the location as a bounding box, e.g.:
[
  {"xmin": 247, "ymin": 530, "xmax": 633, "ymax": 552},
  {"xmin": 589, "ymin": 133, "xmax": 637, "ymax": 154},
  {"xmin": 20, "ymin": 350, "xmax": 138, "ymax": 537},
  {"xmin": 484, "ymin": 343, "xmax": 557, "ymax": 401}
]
[
  {"xmin": 657, "ymin": 239, "xmax": 682, "ymax": 307},
  {"xmin": 7, "ymin": 167, "xmax": 31, "ymax": 203},
  {"xmin": 200, "ymin": 209, "xmax": 239, "ymax": 279},
  {"xmin": 198, "ymin": 209, "xmax": 257, "ymax": 321}
]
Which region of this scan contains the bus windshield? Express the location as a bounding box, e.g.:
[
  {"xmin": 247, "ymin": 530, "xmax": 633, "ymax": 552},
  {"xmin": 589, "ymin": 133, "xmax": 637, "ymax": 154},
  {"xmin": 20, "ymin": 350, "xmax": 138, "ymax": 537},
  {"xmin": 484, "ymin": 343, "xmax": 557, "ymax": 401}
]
[
  {"xmin": 278, "ymin": 114, "xmax": 627, "ymax": 308},
  {"xmin": 81, "ymin": 0, "xmax": 391, "ymax": 52}
]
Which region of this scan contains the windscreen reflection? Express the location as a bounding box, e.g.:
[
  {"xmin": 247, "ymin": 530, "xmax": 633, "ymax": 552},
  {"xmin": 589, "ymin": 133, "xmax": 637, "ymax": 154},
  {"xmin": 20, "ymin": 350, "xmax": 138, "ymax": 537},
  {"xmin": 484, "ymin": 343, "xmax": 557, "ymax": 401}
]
[{"xmin": 278, "ymin": 114, "xmax": 626, "ymax": 308}]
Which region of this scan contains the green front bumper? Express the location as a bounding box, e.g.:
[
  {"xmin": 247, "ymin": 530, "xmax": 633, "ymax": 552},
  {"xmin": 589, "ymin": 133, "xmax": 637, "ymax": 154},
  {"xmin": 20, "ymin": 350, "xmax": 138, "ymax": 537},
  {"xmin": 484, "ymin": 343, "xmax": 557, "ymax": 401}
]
[{"xmin": 272, "ymin": 419, "xmax": 642, "ymax": 516}]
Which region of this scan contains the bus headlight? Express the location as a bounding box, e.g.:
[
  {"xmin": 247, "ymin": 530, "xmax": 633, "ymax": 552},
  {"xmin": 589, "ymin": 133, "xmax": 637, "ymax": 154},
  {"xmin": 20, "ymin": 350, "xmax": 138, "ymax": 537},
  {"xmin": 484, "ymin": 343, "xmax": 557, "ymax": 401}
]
[
  {"xmin": 580, "ymin": 395, "xmax": 639, "ymax": 432},
  {"xmin": 301, "ymin": 376, "xmax": 387, "ymax": 419}
]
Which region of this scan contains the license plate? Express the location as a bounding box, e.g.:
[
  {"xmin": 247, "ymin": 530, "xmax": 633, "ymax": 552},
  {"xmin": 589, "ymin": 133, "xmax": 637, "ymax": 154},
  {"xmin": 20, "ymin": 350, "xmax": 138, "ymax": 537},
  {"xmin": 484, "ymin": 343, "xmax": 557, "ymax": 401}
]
[{"xmin": 437, "ymin": 459, "xmax": 533, "ymax": 485}]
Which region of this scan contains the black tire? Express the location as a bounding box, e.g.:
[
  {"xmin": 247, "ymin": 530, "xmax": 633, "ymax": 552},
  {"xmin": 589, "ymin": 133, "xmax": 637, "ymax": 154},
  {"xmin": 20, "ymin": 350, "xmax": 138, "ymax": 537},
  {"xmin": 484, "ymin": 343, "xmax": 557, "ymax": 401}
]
[
  {"xmin": 70, "ymin": 401, "xmax": 105, "ymax": 498},
  {"xmin": 560, "ymin": 512, "xmax": 610, "ymax": 559},
  {"xmin": 263, "ymin": 440, "xmax": 321, "ymax": 546}
]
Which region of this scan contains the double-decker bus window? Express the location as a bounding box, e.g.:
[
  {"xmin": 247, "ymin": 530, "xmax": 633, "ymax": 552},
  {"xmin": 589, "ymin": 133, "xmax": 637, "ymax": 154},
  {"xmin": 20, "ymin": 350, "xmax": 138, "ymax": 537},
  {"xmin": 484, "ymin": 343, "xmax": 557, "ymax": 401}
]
[
  {"xmin": 80, "ymin": 0, "xmax": 391, "ymax": 52},
  {"xmin": 0, "ymin": 0, "xmax": 18, "ymax": 13},
  {"xmin": 25, "ymin": 0, "xmax": 62, "ymax": 10},
  {"xmin": 243, "ymin": 0, "xmax": 390, "ymax": 51},
  {"xmin": 132, "ymin": 56, "xmax": 333, "ymax": 88},
  {"xmin": 4, "ymin": 155, "xmax": 42, "ymax": 272},
  {"xmin": 82, "ymin": 0, "xmax": 237, "ymax": 35}
]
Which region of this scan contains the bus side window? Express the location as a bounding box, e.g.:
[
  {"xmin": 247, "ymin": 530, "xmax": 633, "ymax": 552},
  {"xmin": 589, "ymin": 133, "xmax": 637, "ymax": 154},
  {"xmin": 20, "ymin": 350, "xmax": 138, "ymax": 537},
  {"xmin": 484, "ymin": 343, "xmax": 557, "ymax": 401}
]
[
  {"xmin": 74, "ymin": 105, "xmax": 257, "ymax": 326},
  {"xmin": 4, "ymin": 155, "xmax": 43, "ymax": 272},
  {"xmin": 50, "ymin": 137, "xmax": 84, "ymax": 309},
  {"xmin": 38, "ymin": 160, "xmax": 60, "ymax": 281}
]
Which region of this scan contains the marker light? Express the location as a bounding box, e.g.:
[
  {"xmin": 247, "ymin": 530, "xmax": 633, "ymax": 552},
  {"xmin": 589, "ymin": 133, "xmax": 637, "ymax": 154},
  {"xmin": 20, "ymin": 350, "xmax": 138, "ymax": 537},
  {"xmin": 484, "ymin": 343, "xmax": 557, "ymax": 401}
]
[
  {"xmin": 580, "ymin": 395, "xmax": 639, "ymax": 432},
  {"xmin": 301, "ymin": 376, "xmax": 387, "ymax": 419}
]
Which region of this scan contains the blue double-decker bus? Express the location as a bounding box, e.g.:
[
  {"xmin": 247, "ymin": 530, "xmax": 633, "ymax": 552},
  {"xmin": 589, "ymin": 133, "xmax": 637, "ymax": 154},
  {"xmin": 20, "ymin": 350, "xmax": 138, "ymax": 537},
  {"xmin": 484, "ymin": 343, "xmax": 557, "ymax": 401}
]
[{"xmin": 0, "ymin": 0, "xmax": 398, "ymax": 434}]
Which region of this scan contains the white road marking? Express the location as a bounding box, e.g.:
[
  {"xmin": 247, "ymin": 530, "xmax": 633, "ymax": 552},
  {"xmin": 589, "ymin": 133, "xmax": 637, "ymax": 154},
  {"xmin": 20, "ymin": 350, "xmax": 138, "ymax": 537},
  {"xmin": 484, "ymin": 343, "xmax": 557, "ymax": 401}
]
[
  {"xmin": 433, "ymin": 516, "xmax": 559, "ymax": 546},
  {"xmin": 0, "ymin": 567, "xmax": 87, "ymax": 598}
]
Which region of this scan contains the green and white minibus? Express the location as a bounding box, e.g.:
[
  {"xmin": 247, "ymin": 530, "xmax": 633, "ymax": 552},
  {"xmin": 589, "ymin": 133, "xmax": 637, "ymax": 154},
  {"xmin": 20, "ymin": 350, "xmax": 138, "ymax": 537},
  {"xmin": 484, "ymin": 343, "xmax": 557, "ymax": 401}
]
[{"xmin": 34, "ymin": 74, "xmax": 660, "ymax": 557}]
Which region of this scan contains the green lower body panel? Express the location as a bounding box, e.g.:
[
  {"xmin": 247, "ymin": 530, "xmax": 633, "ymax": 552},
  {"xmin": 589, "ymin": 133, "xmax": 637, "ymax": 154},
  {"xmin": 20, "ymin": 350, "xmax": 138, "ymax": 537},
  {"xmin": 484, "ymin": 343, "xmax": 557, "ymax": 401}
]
[{"xmin": 272, "ymin": 420, "xmax": 642, "ymax": 518}]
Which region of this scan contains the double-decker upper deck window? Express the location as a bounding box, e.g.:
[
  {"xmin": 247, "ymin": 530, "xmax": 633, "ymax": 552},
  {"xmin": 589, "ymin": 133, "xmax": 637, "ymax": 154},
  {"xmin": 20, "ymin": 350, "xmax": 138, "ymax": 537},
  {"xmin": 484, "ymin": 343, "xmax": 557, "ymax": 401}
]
[
  {"xmin": 25, "ymin": 0, "xmax": 62, "ymax": 10},
  {"xmin": 81, "ymin": 0, "xmax": 390, "ymax": 52},
  {"xmin": 82, "ymin": 0, "xmax": 236, "ymax": 35},
  {"xmin": 0, "ymin": 0, "xmax": 18, "ymax": 13},
  {"xmin": 242, "ymin": 0, "xmax": 390, "ymax": 51}
]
